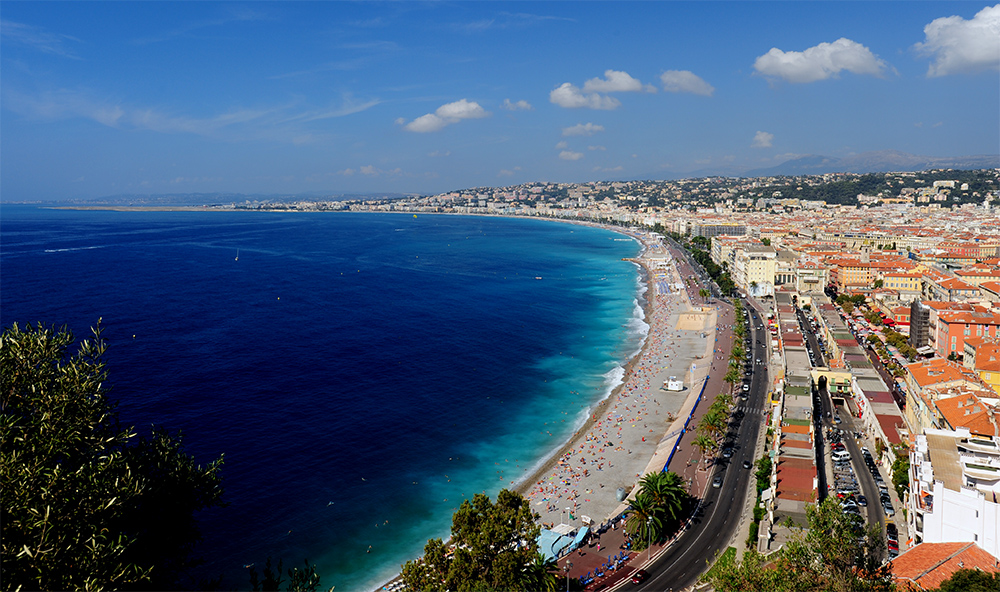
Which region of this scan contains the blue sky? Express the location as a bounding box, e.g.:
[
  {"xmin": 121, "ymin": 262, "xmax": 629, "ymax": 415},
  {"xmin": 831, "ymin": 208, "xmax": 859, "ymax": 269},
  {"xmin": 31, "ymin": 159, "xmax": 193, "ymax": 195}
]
[{"xmin": 2, "ymin": 2, "xmax": 998, "ymax": 200}]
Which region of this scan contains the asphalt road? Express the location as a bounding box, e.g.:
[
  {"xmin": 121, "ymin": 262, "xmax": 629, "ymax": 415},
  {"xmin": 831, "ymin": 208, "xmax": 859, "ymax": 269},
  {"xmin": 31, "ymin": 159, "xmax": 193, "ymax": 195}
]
[
  {"xmin": 796, "ymin": 307, "xmax": 886, "ymax": 529},
  {"xmin": 636, "ymin": 301, "xmax": 769, "ymax": 591}
]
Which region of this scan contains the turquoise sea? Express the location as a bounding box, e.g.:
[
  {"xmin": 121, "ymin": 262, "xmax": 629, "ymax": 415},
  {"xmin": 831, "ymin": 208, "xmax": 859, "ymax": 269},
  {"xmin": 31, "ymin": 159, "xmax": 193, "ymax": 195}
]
[{"xmin": 1, "ymin": 207, "xmax": 645, "ymax": 590}]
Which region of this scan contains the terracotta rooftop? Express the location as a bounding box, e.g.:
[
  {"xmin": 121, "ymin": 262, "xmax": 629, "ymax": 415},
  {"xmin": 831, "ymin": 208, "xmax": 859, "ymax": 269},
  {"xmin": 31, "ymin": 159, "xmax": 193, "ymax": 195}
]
[
  {"xmin": 892, "ymin": 542, "xmax": 1000, "ymax": 590},
  {"xmin": 876, "ymin": 415, "xmax": 905, "ymax": 445},
  {"xmin": 906, "ymin": 358, "xmax": 982, "ymax": 389},
  {"xmin": 936, "ymin": 391, "xmax": 1000, "ymax": 437},
  {"xmin": 775, "ymin": 457, "xmax": 816, "ymax": 502}
]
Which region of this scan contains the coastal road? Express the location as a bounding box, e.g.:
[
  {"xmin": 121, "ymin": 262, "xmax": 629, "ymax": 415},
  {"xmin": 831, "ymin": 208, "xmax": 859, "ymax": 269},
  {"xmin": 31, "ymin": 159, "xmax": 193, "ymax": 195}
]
[{"xmin": 635, "ymin": 300, "xmax": 770, "ymax": 591}]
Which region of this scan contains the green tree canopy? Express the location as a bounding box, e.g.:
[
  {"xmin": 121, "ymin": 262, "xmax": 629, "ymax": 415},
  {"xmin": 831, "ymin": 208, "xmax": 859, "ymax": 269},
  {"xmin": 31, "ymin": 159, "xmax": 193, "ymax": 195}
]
[
  {"xmin": 400, "ymin": 489, "xmax": 553, "ymax": 592},
  {"xmin": 700, "ymin": 497, "xmax": 893, "ymax": 592},
  {"xmin": 936, "ymin": 568, "xmax": 1000, "ymax": 592},
  {"xmin": 1, "ymin": 322, "xmax": 224, "ymax": 591},
  {"xmin": 626, "ymin": 471, "xmax": 690, "ymax": 549}
]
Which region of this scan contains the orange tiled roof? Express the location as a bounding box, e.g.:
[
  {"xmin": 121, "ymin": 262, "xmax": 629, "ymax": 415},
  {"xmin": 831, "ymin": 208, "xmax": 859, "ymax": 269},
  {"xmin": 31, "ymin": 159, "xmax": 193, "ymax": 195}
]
[
  {"xmin": 892, "ymin": 542, "xmax": 1000, "ymax": 591},
  {"xmin": 935, "ymin": 392, "xmax": 1000, "ymax": 437},
  {"xmin": 906, "ymin": 358, "xmax": 980, "ymax": 388}
]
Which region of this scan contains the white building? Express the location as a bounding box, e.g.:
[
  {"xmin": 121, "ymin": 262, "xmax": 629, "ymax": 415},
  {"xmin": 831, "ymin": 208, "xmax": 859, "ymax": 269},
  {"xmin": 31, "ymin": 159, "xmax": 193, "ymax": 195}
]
[{"xmin": 909, "ymin": 430, "xmax": 1000, "ymax": 559}]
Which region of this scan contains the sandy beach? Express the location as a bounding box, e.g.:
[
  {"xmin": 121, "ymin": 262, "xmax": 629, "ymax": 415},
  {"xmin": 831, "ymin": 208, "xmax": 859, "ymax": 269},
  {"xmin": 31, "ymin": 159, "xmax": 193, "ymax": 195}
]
[{"xmin": 514, "ymin": 228, "xmax": 716, "ymax": 531}]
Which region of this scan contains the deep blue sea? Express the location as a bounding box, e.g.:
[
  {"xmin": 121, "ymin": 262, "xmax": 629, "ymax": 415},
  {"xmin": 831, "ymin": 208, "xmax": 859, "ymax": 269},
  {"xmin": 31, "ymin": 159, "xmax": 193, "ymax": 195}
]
[{"xmin": 1, "ymin": 206, "xmax": 644, "ymax": 591}]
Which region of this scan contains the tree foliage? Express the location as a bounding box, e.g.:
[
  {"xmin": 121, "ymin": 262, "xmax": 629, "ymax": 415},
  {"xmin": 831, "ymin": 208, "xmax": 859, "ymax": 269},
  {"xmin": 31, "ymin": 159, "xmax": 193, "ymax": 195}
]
[
  {"xmin": 1, "ymin": 322, "xmax": 224, "ymax": 591},
  {"xmin": 891, "ymin": 454, "xmax": 911, "ymax": 501},
  {"xmin": 936, "ymin": 568, "xmax": 1000, "ymax": 592},
  {"xmin": 400, "ymin": 489, "xmax": 553, "ymax": 592},
  {"xmin": 247, "ymin": 558, "xmax": 330, "ymax": 592},
  {"xmin": 700, "ymin": 497, "xmax": 894, "ymax": 592},
  {"xmin": 626, "ymin": 471, "xmax": 690, "ymax": 549}
]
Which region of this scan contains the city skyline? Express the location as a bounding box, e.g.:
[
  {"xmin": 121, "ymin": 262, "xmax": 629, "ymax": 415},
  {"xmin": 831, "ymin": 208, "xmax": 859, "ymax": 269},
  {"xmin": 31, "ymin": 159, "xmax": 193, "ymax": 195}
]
[{"xmin": 2, "ymin": 1, "xmax": 998, "ymax": 201}]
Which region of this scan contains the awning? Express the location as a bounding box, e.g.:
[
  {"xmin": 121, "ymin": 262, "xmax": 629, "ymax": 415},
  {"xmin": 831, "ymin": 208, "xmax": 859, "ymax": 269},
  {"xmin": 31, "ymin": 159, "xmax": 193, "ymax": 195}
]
[{"xmin": 570, "ymin": 526, "xmax": 590, "ymax": 551}]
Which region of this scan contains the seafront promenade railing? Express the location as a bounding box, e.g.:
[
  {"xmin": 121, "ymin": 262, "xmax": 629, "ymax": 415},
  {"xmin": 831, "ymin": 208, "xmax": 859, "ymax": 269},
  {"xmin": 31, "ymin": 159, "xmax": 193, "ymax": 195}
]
[{"xmin": 661, "ymin": 372, "xmax": 710, "ymax": 472}]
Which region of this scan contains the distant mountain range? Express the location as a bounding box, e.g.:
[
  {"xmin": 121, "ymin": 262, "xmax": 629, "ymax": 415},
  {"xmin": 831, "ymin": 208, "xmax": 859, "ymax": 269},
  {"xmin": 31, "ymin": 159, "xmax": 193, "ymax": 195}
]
[{"xmin": 739, "ymin": 150, "xmax": 1000, "ymax": 178}]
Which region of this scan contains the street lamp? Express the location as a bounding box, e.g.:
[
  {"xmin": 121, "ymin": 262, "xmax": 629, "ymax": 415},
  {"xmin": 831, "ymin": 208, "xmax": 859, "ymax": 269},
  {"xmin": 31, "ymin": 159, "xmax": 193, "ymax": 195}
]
[
  {"xmin": 647, "ymin": 516, "xmax": 654, "ymax": 562},
  {"xmin": 564, "ymin": 561, "xmax": 573, "ymax": 592}
]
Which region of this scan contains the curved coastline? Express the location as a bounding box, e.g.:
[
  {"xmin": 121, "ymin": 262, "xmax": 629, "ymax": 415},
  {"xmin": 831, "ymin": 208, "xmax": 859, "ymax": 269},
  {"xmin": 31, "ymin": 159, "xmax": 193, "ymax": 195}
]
[
  {"xmin": 511, "ymin": 239, "xmax": 654, "ymax": 500},
  {"xmin": 512, "ymin": 223, "xmax": 715, "ymax": 532},
  {"xmin": 41, "ymin": 206, "xmax": 707, "ymax": 588}
]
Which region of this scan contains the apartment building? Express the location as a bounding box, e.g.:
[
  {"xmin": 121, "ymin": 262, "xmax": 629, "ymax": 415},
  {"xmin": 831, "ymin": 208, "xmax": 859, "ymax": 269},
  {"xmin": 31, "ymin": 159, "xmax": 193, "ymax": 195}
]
[
  {"xmin": 936, "ymin": 309, "xmax": 1000, "ymax": 359},
  {"xmin": 964, "ymin": 337, "xmax": 1000, "ymax": 398},
  {"xmin": 732, "ymin": 245, "xmax": 777, "ymax": 297},
  {"xmin": 903, "ymin": 358, "xmax": 994, "ymax": 434},
  {"xmin": 908, "ymin": 427, "xmax": 1000, "ymax": 558},
  {"xmin": 827, "ymin": 257, "xmax": 874, "ymax": 293}
]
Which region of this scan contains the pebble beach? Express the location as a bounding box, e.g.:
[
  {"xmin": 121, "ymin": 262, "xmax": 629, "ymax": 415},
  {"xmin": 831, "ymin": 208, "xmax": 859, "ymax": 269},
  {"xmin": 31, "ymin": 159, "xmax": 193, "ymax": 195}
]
[{"xmin": 515, "ymin": 230, "xmax": 717, "ymax": 530}]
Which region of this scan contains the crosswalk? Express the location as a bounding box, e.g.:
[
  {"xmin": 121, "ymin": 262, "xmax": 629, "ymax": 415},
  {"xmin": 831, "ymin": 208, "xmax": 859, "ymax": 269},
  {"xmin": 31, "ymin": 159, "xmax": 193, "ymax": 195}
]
[{"xmin": 733, "ymin": 406, "xmax": 765, "ymax": 415}]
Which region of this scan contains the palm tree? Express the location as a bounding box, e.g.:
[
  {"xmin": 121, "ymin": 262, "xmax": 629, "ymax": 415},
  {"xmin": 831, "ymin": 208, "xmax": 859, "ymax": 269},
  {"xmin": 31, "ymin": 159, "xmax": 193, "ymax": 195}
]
[
  {"xmin": 638, "ymin": 471, "xmax": 688, "ymax": 525},
  {"xmin": 625, "ymin": 494, "xmax": 663, "ymax": 550},
  {"xmin": 724, "ymin": 367, "xmax": 740, "ymax": 387},
  {"xmin": 693, "ymin": 433, "xmax": 718, "ymax": 458},
  {"xmin": 698, "ymin": 288, "xmax": 710, "ymax": 302},
  {"xmin": 716, "ymin": 393, "xmax": 734, "ymax": 408},
  {"xmin": 698, "ymin": 409, "xmax": 727, "ymax": 440},
  {"xmin": 526, "ymin": 552, "xmax": 559, "ymax": 592}
]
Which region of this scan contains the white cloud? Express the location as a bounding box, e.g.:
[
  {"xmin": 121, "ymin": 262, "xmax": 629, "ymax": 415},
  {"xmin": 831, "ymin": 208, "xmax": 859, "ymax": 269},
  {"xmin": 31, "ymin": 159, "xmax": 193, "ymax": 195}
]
[
  {"xmin": 562, "ymin": 122, "xmax": 605, "ymax": 137},
  {"xmin": 588, "ymin": 145, "xmax": 606, "ymax": 151},
  {"xmin": 4, "ymin": 88, "xmax": 375, "ymax": 143},
  {"xmin": 559, "ymin": 150, "xmax": 584, "ymax": 161},
  {"xmin": 435, "ymin": 98, "xmax": 489, "ymax": 120},
  {"xmin": 404, "ymin": 113, "xmax": 449, "ymax": 133},
  {"xmin": 914, "ymin": 4, "xmax": 1000, "ymax": 77},
  {"xmin": 428, "ymin": 150, "xmax": 451, "ymax": 157},
  {"xmin": 498, "ymin": 166, "xmax": 522, "ymax": 177},
  {"xmin": 555, "ymin": 140, "xmax": 568, "ymax": 149},
  {"xmin": 582, "ymin": 70, "xmax": 656, "ymax": 93},
  {"xmin": 592, "ymin": 165, "xmax": 624, "ymax": 173},
  {"xmin": 337, "ymin": 168, "xmax": 355, "ymax": 176},
  {"xmin": 753, "ymin": 38, "xmax": 888, "ymax": 83},
  {"xmin": 659, "ymin": 70, "xmax": 715, "ymax": 96},
  {"xmin": 501, "ymin": 98, "xmax": 533, "ymax": 110},
  {"xmin": 752, "ymin": 131, "xmax": 774, "ymax": 148},
  {"xmin": 549, "ymin": 82, "xmax": 621, "ymax": 110},
  {"xmin": 358, "ymin": 165, "xmax": 402, "ymax": 176},
  {"xmin": 402, "ymin": 99, "xmax": 491, "ymax": 133},
  {"xmin": 1, "ymin": 20, "xmax": 81, "ymax": 59}
]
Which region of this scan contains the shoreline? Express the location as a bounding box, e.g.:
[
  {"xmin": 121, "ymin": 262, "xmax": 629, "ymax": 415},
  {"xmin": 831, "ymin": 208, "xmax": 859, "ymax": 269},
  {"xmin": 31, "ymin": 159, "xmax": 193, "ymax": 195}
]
[
  {"xmin": 511, "ymin": 246, "xmax": 652, "ymax": 500},
  {"xmin": 514, "ymin": 228, "xmax": 713, "ymax": 532},
  {"xmin": 36, "ymin": 205, "xmax": 707, "ymax": 585}
]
